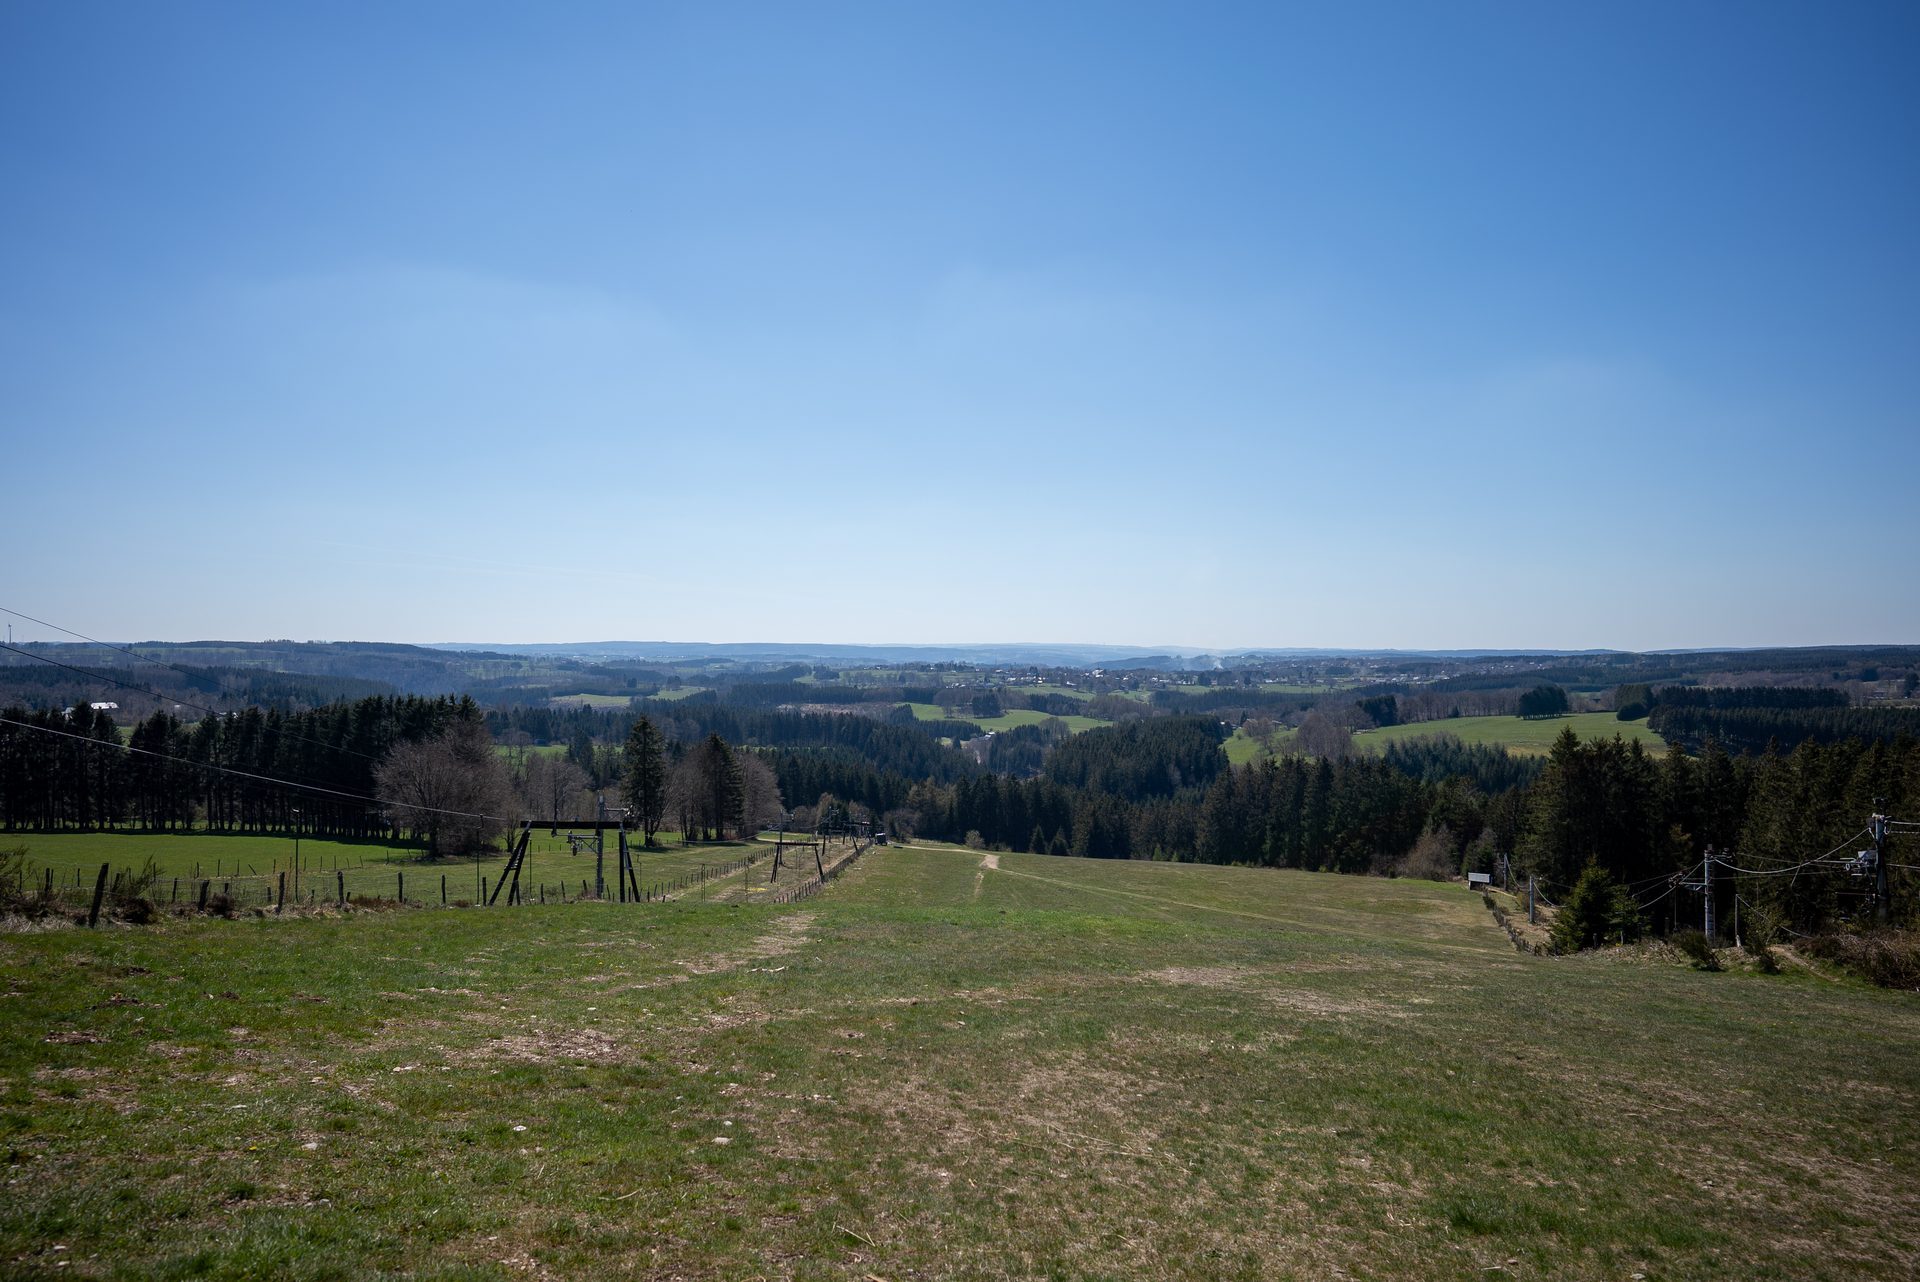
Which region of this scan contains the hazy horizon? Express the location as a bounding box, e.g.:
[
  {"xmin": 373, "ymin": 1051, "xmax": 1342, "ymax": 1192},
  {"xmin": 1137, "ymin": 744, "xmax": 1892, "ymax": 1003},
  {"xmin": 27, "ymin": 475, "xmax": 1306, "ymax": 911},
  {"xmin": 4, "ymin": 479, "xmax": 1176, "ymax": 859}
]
[{"xmin": 2, "ymin": 610, "xmax": 1910, "ymax": 660}]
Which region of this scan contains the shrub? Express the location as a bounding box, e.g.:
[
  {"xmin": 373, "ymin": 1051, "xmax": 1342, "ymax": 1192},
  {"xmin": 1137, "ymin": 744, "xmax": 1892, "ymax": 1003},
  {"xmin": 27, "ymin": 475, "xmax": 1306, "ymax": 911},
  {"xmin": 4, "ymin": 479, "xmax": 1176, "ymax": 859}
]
[
  {"xmin": 0, "ymin": 845, "xmax": 34, "ymax": 905},
  {"xmin": 1801, "ymin": 930, "xmax": 1920, "ymax": 990},
  {"xmin": 1740, "ymin": 900, "xmax": 1786, "ymax": 950},
  {"xmin": 112, "ymin": 857, "xmax": 163, "ymax": 923},
  {"xmin": 1397, "ymin": 828, "xmax": 1455, "ymax": 881},
  {"xmin": 0, "ymin": 845, "xmax": 57, "ymax": 920},
  {"xmin": 1672, "ymin": 928, "xmax": 1721, "ymax": 971}
]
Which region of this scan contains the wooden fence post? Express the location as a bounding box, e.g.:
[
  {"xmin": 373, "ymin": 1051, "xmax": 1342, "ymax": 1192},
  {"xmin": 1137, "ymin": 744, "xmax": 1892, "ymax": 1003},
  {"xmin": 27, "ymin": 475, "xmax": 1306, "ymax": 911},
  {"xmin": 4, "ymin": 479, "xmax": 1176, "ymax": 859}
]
[
  {"xmin": 198, "ymin": 880, "xmax": 210, "ymax": 911},
  {"xmin": 337, "ymin": 869, "xmax": 345, "ymax": 906},
  {"xmin": 277, "ymin": 871, "xmax": 286, "ymax": 914},
  {"xmin": 87, "ymin": 863, "xmax": 109, "ymax": 928}
]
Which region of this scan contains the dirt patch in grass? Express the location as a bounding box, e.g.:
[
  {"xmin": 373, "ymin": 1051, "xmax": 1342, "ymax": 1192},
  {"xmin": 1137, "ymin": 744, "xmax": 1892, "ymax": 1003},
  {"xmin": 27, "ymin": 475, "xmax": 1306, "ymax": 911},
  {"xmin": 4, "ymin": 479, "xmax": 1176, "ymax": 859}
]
[
  {"xmin": 679, "ymin": 912, "xmax": 817, "ymax": 976},
  {"xmin": 1140, "ymin": 964, "xmax": 1394, "ymax": 1018},
  {"xmin": 1144, "ymin": 964, "xmax": 1250, "ymax": 987},
  {"xmin": 460, "ymin": 1026, "xmax": 627, "ymax": 1066}
]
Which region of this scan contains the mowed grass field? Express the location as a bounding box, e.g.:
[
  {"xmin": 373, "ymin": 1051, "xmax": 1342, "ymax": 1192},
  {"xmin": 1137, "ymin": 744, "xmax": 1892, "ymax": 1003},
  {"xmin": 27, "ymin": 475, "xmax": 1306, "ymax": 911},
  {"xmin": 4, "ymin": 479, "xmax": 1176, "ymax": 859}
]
[
  {"xmin": 646, "ymin": 686, "xmax": 710, "ymax": 702},
  {"xmin": 4, "ymin": 846, "xmax": 1917, "ymax": 1279},
  {"xmin": 1350, "ymin": 711, "xmax": 1666, "ymax": 756},
  {"xmin": 1223, "ymin": 726, "xmax": 1269, "ymax": 765},
  {"xmin": 6, "ymin": 830, "xmax": 760, "ymax": 908},
  {"xmin": 904, "ymin": 703, "xmax": 1111, "ymax": 735},
  {"xmin": 547, "ymin": 693, "xmax": 635, "ymax": 709}
]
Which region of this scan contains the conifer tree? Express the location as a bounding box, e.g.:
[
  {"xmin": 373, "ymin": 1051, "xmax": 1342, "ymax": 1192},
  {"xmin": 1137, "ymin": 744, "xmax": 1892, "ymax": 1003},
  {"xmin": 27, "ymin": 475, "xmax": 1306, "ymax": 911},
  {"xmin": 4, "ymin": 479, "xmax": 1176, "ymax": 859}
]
[
  {"xmin": 1549, "ymin": 863, "xmax": 1642, "ymax": 953},
  {"xmin": 623, "ymin": 716, "xmax": 668, "ymax": 846}
]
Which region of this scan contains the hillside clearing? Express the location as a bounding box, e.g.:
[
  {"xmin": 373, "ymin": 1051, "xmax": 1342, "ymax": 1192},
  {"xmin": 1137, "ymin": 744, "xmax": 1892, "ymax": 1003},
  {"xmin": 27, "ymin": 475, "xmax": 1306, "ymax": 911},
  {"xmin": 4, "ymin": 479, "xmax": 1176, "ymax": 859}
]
[
  {"xmin": 1352, "ymin": 710, "xmax": 1666, "ymax": 756},
  {"xmin": 2, "ymin": 849, "xmax": 1915, "ymax": 1279},
  {"xmin": 905, "ymin": 703, "xmax": 1112, "ymax": 735}
]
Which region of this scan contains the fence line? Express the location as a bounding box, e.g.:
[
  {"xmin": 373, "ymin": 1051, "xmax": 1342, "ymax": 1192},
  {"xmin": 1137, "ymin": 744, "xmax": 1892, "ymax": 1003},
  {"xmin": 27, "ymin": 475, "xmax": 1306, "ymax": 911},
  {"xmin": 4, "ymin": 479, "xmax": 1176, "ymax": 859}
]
[
  {"xmin": 17, "ymin": 843, "xmax": 779, "ymax": 922},
  {"xmin": 767, "ymin": 836, "xmax": 874, "ymax": 906}
]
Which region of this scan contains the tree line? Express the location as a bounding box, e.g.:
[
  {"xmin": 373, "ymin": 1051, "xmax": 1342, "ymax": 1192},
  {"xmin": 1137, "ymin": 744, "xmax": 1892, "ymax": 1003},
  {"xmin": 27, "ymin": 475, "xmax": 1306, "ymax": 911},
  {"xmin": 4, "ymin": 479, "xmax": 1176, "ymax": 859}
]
[
  {"xmin": 1649, "ymin": 704, "xmax": 1920, "ymax": 755},
  {"xmin": 488, "ymin": 702, "xmax": 975, "ymax": 787},
  {"xmin": 0, "ymin": 695, "xmax": 486, "ymax": 837}
]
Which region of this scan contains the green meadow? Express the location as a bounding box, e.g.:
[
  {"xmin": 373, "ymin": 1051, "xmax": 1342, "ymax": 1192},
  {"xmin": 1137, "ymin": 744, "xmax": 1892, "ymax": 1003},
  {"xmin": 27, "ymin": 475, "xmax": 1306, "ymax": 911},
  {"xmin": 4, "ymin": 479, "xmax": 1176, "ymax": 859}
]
[
  {"xmin": 1351, "ymin": 711, "xmax": 1667, "ymax": 756},
  {"xmin": 4, "ymin": 830, "xmax": 765, "ymax": 909},
  {"xmin": 3, "ymin": 845, "xmax": 1916, "ymax": 1279},
  {"xmin": 904, "ymin": 703, "xmax": 1111, "ymax": 735},
  {"xmin": 547, "ymin": 693, "xmax": 634, "ymax": 709},
  {"xmin": 1223, "ymin": 725, "xmax": 1269, "ymax": 764}
]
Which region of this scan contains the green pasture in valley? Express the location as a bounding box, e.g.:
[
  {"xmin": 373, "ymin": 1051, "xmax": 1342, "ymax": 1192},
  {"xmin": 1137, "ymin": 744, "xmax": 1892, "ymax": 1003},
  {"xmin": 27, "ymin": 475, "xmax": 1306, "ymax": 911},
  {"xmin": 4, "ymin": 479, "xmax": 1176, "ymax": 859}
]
[
  {"xmin": 646, "ymin": 686, "xmax": 710, "ymax": 701},
  {"xmin": 972, "ymin": 708, "xmax": 1111, "ymax": 734},
  {"xmin": 904, "ymin": 703, "xmax": 1110, "ymax": 735},
  {"xmin": 4, "ymin": 845, "xmax": 1916, "ymax": 1279},
  {"xmin": 1021, "ymin": 683, "xmax": 1095, "ymax": 700},
  {"xmin": 494, "ymin": 743, "xmax": 567, "ymax": 760},
  {"xmin": 547, "ymin": 692, "xmax": 634, "ymax": 709},
  {"xmin": 1223, "ymin": 726, "xmax": 1270, "ymax": 764},
  {"xmin": 1352, "ymin": 710, "xmax": 1666, "ymax": 756}
]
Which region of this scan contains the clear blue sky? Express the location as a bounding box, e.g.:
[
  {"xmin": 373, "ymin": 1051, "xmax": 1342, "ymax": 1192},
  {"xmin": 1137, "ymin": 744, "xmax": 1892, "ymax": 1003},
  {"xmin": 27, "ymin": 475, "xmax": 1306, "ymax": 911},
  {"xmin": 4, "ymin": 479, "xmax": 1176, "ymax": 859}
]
[{"xmin": 3, "ymin": 1, "xmax": 1915, "ymax": 651}]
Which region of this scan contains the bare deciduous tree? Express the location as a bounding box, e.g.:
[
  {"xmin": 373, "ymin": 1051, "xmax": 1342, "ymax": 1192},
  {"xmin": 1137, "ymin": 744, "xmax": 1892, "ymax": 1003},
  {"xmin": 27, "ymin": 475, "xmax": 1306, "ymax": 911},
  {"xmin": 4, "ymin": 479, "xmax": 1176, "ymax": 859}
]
[
  {"xmin": 375, "ymin": 720, "xmax": 515, "ymax": 858},
  {"xmin": 1397, "ymin": 825, "xmax": 1456, "ymax": 881},
  {"xmin": 1292, "ymin": 710, "xmax": 1353, "ymax": 760},
  {"xmin": 665, "ymin": 754, "xmax": 702, "ymax": 843},
  {"xmin": 738, "ymin": 751, "xmax": 784, "ymax": 834},
  {"xmin": 521, "ymin": 753, "xmax": 590, "ymax": 832}
]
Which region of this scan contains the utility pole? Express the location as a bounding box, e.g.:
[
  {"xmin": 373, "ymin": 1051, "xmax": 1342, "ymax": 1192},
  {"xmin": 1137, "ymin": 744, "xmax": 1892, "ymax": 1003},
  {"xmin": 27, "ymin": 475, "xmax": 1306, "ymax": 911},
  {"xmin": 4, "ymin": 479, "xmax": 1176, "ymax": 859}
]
[
  {"xmin": 1872, "ymin": 799, "xmax": 1890, "ymax": 926},
  {"xmin": 1681, "ymin": 848, "xmax": 1713, "ymax": 941},
  {"xmin": 594, "ymin": 795, "xmax": 607, "ymax": 899},
  {"xmin": 1702, "ymin": 847, "xmax": 1715, "ymax": 942}
]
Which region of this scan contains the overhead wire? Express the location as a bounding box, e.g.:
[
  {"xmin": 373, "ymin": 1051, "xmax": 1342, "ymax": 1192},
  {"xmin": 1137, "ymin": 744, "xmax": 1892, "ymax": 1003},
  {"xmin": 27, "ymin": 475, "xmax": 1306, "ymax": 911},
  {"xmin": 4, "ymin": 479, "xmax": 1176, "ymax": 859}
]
[
  {"xmin": 1734, "ymin": 892, "xmax": 1814, "ymax": 940},
  {"xmin": 1710, "ymin": 830, "xmax": 1872, "ymax": 877},
  {"xmin": 1634, "ymin": 882, "xmax": 1681, "ymax": 912},
  {"xmin": 0, "ymin": 714, "xmax": 516, "ymax": 825},
  {"xmin": 0, "ymin": 640, "xmax": 386, "ymax": 768},
  {"xmin": 0, "ymin": 604, "xmax": 236, "ymax": 694}
]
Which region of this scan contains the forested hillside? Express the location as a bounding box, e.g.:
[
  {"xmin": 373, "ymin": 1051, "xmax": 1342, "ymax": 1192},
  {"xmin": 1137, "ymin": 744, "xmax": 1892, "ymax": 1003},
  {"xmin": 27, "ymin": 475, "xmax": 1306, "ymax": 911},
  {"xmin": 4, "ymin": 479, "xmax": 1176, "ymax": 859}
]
[{"xmin": 6, "ymin": 642, "xmax": 1919, "ymax": 939}]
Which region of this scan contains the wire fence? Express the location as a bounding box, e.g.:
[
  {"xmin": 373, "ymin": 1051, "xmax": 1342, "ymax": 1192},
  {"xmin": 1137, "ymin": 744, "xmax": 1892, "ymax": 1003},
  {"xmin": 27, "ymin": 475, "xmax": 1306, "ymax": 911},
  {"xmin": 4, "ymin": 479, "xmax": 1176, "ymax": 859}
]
[
  {"xmin": 5, "ymin": 826, "xmax": 884, "ymax": 928},
  {"xmin": 766, "ymin": 836, "xmax": 874, "ymax": 905},
  {"xmin": 15, "ymin": 842, "xmax": 787, "ymax": 924}
]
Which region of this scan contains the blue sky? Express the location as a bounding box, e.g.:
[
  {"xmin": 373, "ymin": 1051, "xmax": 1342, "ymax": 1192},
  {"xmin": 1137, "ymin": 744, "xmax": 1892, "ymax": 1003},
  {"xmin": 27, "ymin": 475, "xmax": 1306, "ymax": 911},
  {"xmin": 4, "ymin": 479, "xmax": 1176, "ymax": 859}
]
[{"xmin": 3, "ymin": 1, "xmax": 1915, "ymax": 650}]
